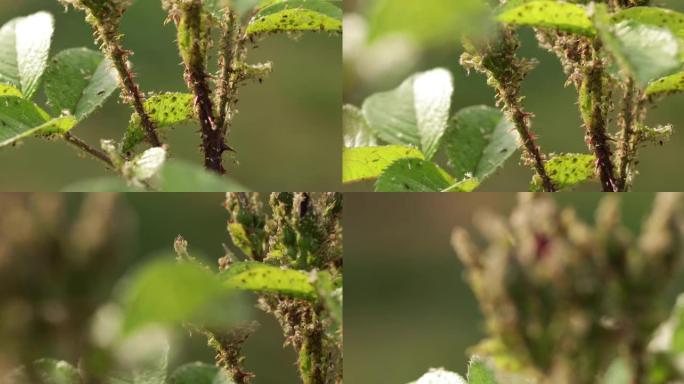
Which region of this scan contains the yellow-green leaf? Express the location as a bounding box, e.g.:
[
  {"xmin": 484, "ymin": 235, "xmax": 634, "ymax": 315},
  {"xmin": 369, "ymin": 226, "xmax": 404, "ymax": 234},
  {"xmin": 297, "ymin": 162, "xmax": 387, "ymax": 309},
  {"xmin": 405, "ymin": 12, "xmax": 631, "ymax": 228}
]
[
  {"xmin": 220, "ymin": 261, "xmax": 318, "ymax": 300},
  {"xmin": 246, "ymin": 0, "xmax": 342, "ymax": 35},
  {"xmin": 122, "ymin": 93, "xmax": 196, "ymax": 153},
  {"xmin": 375, "ymin": 158, "xmax": 455, "ymax": 192},
  {"xmin": 645, "ymin": 72, "xmax": 684, "ymax": 97},
  {"xmin": 531, "ymin": 153, "xmax": 596, "ymax": 191},
  {"xmin": 0, "ymin": 95, "xmax": 77, "ymax": 147},
  {"xmin": 496, "ymin": 0, "xmax": 595, "ymax": 36},
  {"xmin": 343, "ymin": 145, "xmax": 424, "ymax": 183}
]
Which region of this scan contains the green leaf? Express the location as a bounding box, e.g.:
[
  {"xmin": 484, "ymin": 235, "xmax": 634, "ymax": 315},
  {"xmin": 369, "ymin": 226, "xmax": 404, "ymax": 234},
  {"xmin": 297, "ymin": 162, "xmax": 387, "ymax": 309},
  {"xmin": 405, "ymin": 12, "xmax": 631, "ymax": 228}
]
[
  {"xmin": 363, "ymin": 68, "xmax": 453, "ymax": 159},
  {"xmin": 445, "ymin": 105, "xmax": 519, "ymax": 182},
  {"xmin": 245, "ymin": 0, "xmax": 342, "ymax": 35},
  {"xmin": 368, "ymin": 0, "xmax": 490, "ymax": 44},
  {"xmin": 0, "ymin": 12, "xmax": 55, "ymax": 99},
  {"xmin": 496, "ymin": 0, "xmax": 594, "ymax": 36},
  {"xmin": 408, "ymin": 368, "xmax": 466, "ymax": 384},
  {"xmin": 205, "ymin": 0, "xmax": 263, "ymax": 19},
  {"xmin": 670, "ymin": 294, "xmax": 684, "ymax": 354},
  {"xmin": 0, "ymin": 96, "xmax": 76, "ymax": 147},
  {"xmin": 645, "ymin": 72, "xmax": 684, "ymax": 97},
  {"xmin": 603, "ymin": 358, "xmax": 632, "ymax": 384},
  {"xmin": 157, "ymin": 160, "xmax": 249, "ymax": 192},
  {"xmin": 121, "ymin": 259, "xmax": 245, "ymax": 334},
  {"xmin": 594, "ymin": 4, "xmax": 684, "ymax": 86},
  {"xmin": 343, "ymin": 104, "xmax": 376, "ymax": 148},
  {"xmin": 61, "ymin": 160, "xmax": 249, "ymax": 192},
  {"xmin": 612, "ymin": 7, "xmax": 684, "ymax": 40},
  {"xmin": 531, "ymin": 153, "xmax": 596, "ymax": 191},
  {"xmin": 61, "ymin": 177, "xmax": 144, "ymax": 192},
  {"xmin": 122, "ymin": 93, "xmax": 196, "ymax": 153},
  {"xmin": 33, "ymin": 360, "xmax": 81, "ymax": 384},
  {"xmin": 132, "ymin": 349, "xmax": 168, "ymax": 384},
  {"xmin": 312, "ymin": 272, "xmax": 342, "ymax": 327},
  {"xmin": 443, "ymin": 177, "xmax": 480, "ymax": 192},
  {"xmin": 0, "ymin": 83, "xmax": 22, "ymax": 97},
  {"xmin": 170, "ymin": 363, "xmax": 235, "ymax": 384},
  {"xmin": 375, "ymin": 158, "xmax": 454, "ymax": 192},
  {"xmin": 220, "ymin": 261, "xmax": 318, "ymax": 300},
  {"xmin": 342, "ymin": 145, "xmax": 424, "ymax": 183},
  {"xmin": 468, "ymin": 357, "xmax": 499, "ymax": 384},
  {"xmin": 5, "ymin": 359, "xmax": 81, "ymax": 384},
  {"xmin": 122, "ymin": 147, "xmax": 167, "ymax": 187},
  {"xmin": 44, "ymin": 48, "xmax": 118, "ymax": 120}
]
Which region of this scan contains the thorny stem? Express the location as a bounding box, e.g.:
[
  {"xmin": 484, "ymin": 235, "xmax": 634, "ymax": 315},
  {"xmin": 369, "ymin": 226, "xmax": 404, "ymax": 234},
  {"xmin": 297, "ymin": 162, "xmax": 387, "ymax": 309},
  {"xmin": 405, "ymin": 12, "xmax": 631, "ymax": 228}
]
[
  {"xmin": 88, "ymin": 19, "xmax": 162, "ymax": 147},
  {"xmin": 215, "ymin": 9, "xmax": 244, "ymax": 134},
  {"xmin": 177, "ymin": 0, "xmax": 228, "ymax": 174},
  {"xmin": 461, "ymin": 28, "xmax": 555, "ymax": 191},
  {"xmin": 198, "ymin": 324, "xmax": 256, "ymax": 384},
  {"xmin": 63, "ymin": 132, "xmax": 114, "ymax": 168},
  {"xmin": 501, "ymin": 90, "xmax": 556, "ymax": 192},
  {"xmin": 107, "ymin": 43, "xmax": 162, "ymax": 147},
  {"xmin": 616, "ymin": 78, "xmax": 638, "ymax": 191},
  {"xmin": 580, "ymin": 40, "xmax": 617, "ymax": 192}
]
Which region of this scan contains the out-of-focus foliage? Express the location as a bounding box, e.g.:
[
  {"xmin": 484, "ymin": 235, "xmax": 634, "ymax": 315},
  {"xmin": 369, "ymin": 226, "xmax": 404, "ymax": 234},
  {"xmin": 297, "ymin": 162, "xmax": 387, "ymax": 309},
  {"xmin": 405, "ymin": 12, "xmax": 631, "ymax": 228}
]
[
  {"xmin": 451, "ymin": 193, "xmax": 684, "ymax": 383},
  {"xmin": 0, "ymin": 193, "xmax": 134, "ymax": 378}
]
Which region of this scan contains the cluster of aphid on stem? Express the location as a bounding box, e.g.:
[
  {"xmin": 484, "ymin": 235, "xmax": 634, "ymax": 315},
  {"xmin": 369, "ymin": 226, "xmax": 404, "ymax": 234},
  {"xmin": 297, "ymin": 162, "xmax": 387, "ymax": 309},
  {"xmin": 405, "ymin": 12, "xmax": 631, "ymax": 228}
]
[
  {"xmin": 461, "ymin": 0, "xmax": 674, "ymax": 192},
  {"xmin": 176, "ymin": 192, "xmax": 343, "ymax": 384},
  {"xmin": 57, "ymin": 0, "xmax": 273, "ymax": 175}
]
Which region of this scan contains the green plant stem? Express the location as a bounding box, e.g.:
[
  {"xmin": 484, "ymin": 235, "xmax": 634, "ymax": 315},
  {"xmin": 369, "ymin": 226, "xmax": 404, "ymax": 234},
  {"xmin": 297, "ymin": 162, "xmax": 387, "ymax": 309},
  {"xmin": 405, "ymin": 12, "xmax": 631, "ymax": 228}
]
[
  {"xmin": 616, "ymin": 78, "xmax": 638, "ymax": 191},
  {"xmin": 580, "ymin": 41, "xmax": 617, "ymax": 192},
  {"xmin": 63, "ymin": 132, "xmax": 114, "ymax": 168},
  {"xmin": 201, "ymin": 325, "xmax": 255, "ymax": 384},
  {"xmin": 298, "ymin": 306, "xmax": 325, "ymax": 384},
  {"xmin": 215, "ymin": 9, "xmax": 243, "ymax": 134},
  {"xmin": 92, "ymin": 23, "xmax": 162, "ymax": 148},
  {"xmin": 628, "ymin": 341, "xmax": 647, "ymax": 384},
  {"xmin": 178, "ymin": 0, "xmax": 227, "ymax": 174}
]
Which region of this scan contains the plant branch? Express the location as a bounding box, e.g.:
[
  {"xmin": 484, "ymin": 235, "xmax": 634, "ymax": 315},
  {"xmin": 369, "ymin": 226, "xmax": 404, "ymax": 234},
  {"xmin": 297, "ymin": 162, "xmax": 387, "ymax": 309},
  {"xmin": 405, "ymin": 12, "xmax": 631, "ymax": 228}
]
[
  {"xmin": 199, "ymin": 323, "xmax": 257, "ymax": 384},
  {"xmin": 176, "ymin": 0, "xmax": 228, "ymax": 174},
  {"xmin": 215, "ymin": 9, "xmax": 244, "ymax": 134},
  {"xmin": 298, "ymin": 305, "xmax": 325, "ymax": 384},
  {"xmin": 82, "ymin": 11, "xmax": 162, "ymax": 147},
  {"xmin": 579, "ymin": 40, "xmax": 617, "ymax": 192},
  {"xmin": 616, "ymin": 78, "xmax": 639, "ymax": 191},
  {"xmin": 501, "ymin": 89, "xmax": 556, "ymax": 192},
  {"xmin": 63, "ymin": 132, "xmax": 114, "ymax": 168},
  {"xmin": 461, "ymin": 28, "xmax": 556, "ymax": 192},
  {"xmin": 105, "ymin": 41, "xmax": 162, "ymax": 147}
]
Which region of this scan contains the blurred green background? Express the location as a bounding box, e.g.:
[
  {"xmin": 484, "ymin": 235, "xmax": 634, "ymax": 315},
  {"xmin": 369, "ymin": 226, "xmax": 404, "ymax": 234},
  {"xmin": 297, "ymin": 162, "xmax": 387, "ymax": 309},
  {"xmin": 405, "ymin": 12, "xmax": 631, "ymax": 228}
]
[
  {"xmin": 344, "ymin": 193, "xmax": 684, "ymax": 383},
  {"xmin": 0, "ymin": 1, "xmax": 341, "ymax": 191},
  {"xmin": 0, "ymin": 193, "xmax": 299, "ymax": 383},
  {"xmin": 343, "ymin": 0, "xmax": 684, "ymax": 192}
]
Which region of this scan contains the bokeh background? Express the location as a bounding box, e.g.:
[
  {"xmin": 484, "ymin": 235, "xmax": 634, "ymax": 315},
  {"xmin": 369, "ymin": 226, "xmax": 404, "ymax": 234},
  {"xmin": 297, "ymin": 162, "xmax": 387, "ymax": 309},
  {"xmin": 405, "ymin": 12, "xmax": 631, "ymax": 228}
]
[
  {"xmin": 0, "ymin": 1, "xmax": 341, "ymax": 191},
  {"xmin": 344, "ymin": 193, "xmax": 684, "ymax": 383},
  {"xmin": 0, "ymin": 193, "xmax": 300, "ymax": 383},
  {"xmin": 343, "ymin": 0, "xmax": 684, "ymax": 191}
]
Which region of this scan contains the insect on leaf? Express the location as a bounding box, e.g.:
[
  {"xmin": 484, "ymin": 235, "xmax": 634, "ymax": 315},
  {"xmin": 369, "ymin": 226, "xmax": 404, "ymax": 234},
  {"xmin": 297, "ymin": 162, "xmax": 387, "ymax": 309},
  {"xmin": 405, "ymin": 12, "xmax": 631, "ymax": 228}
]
[
  {"xmin": 44, "ymin": 47, "xmax": 118, "ymax": 120},
  {"xmin": 245, "ymin": 0, "xmax": 342, "ymax": 35}
]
